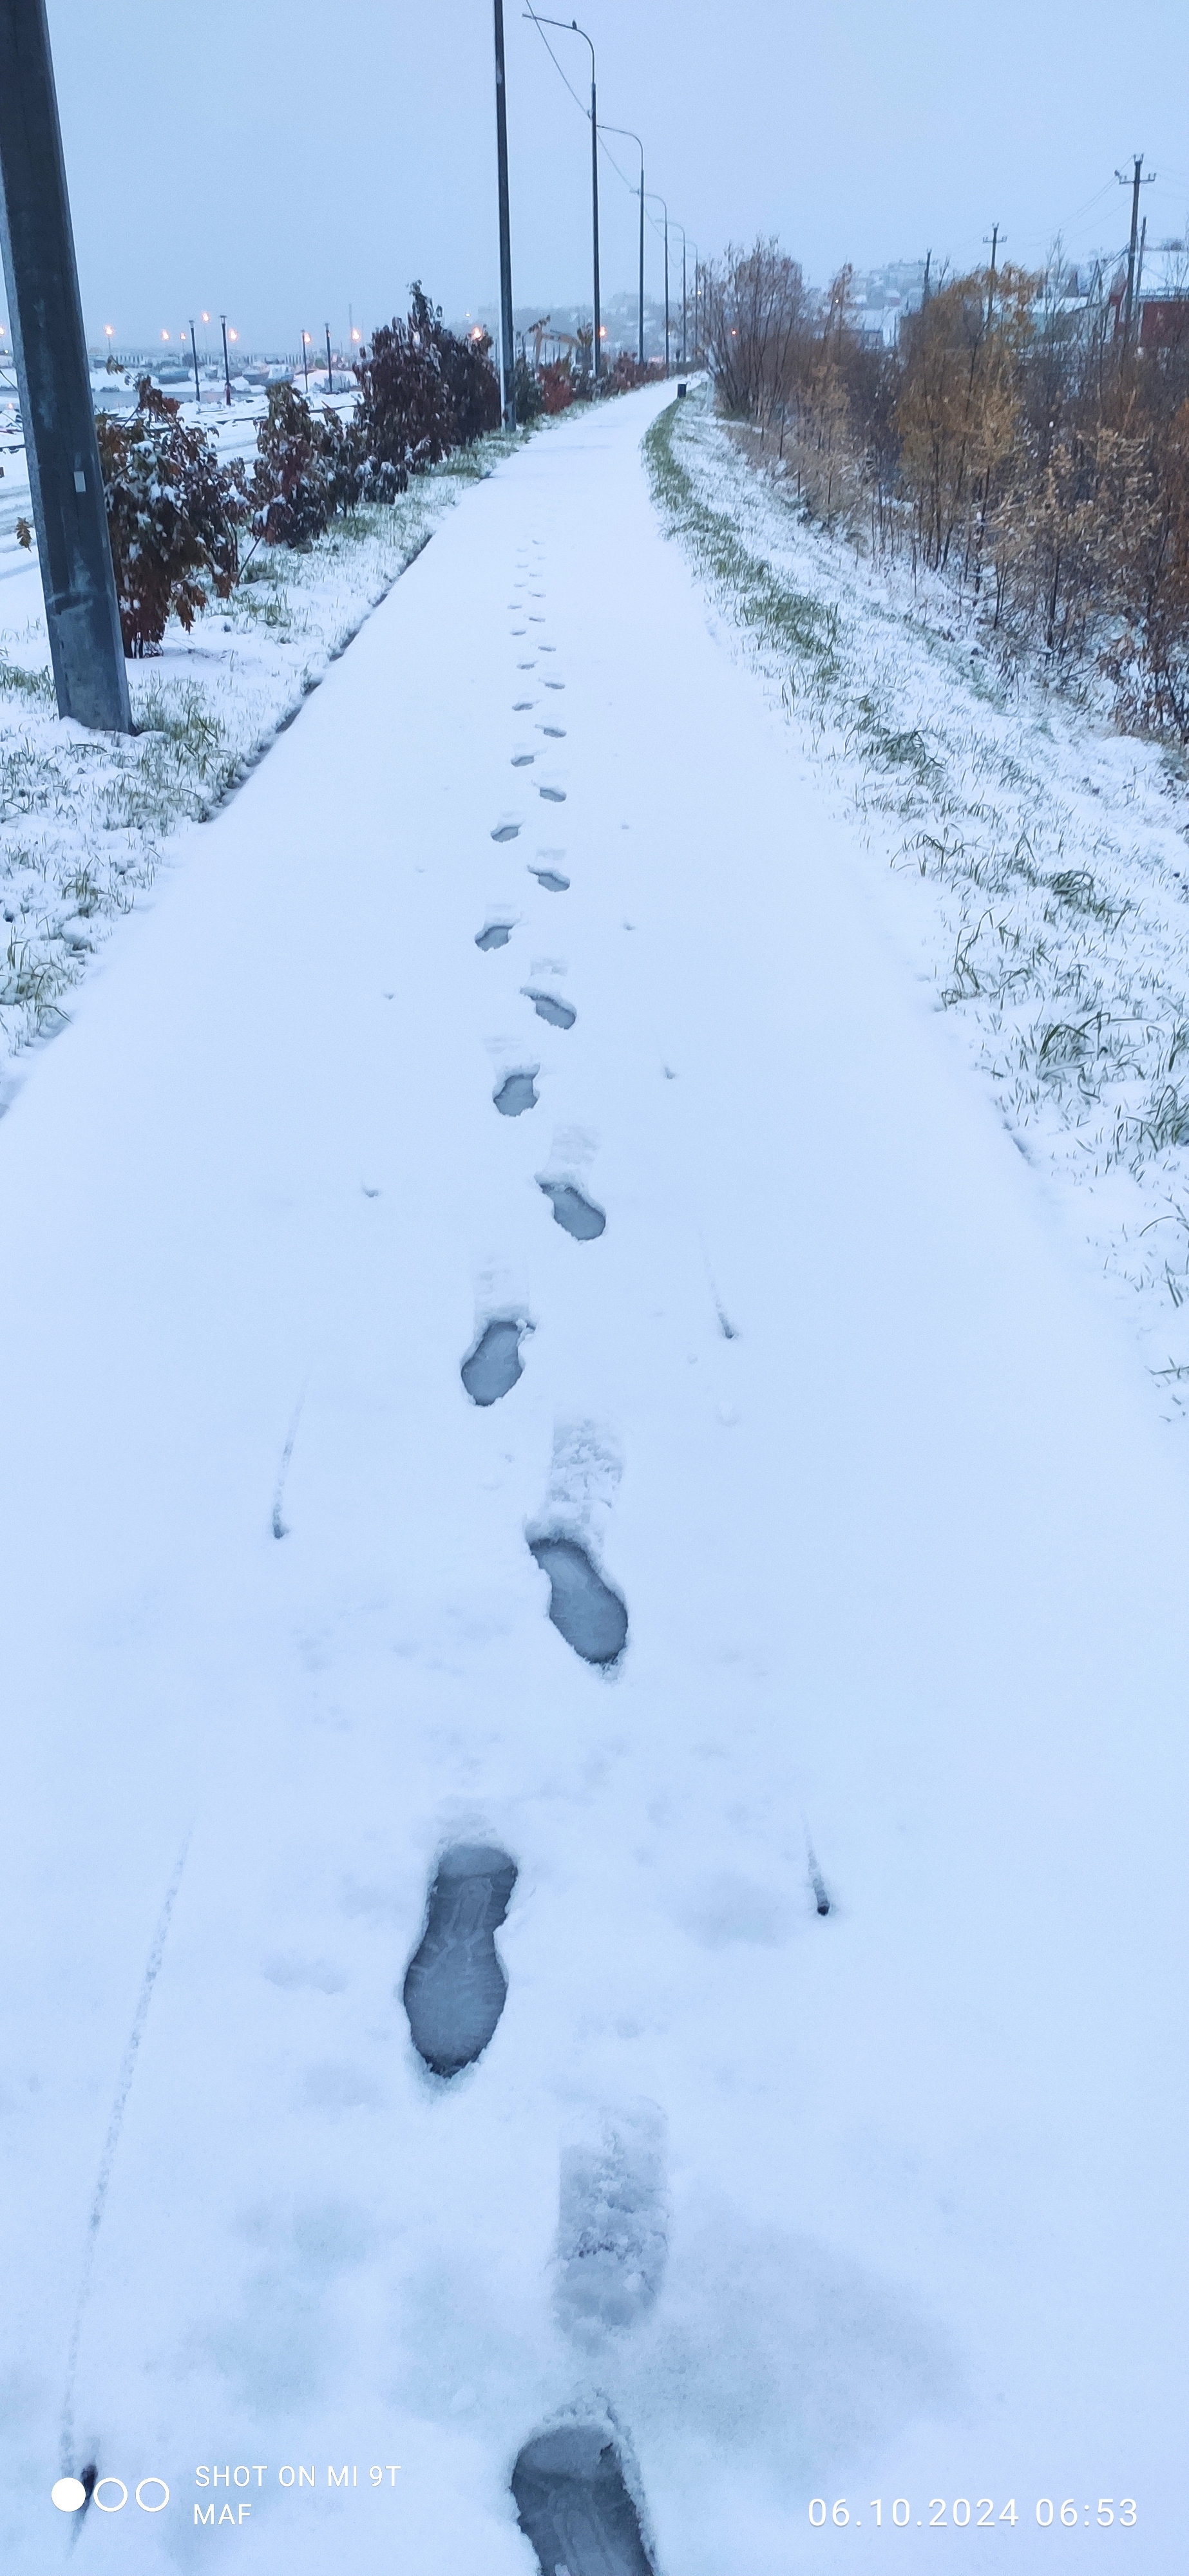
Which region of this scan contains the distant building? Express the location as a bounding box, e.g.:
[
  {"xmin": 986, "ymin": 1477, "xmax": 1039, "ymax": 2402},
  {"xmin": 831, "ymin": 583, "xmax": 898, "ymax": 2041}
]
[{"xmin": 1138, "ymin": 295, "xmax": 1189, "ymax": 350}]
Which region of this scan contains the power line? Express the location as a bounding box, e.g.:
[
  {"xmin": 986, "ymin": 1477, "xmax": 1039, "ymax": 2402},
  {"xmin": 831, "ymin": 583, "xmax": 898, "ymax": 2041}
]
[{"xmin": 524, "ymin": 10, "xmax": 673, "ymax": 240}]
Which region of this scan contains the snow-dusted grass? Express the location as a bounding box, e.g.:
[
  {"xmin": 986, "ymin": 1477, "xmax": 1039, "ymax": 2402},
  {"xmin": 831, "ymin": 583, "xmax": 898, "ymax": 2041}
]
[
  {"xmin": 649, "ymin": 388, "xmax": 1189, "ymax": 1416},
  {"xmin": 0, "ymin": 425, "xmax": 526, "ymax": 1086}
]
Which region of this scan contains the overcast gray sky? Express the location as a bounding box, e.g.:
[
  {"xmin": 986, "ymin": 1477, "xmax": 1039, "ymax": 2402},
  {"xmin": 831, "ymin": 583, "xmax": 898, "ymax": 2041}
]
[{"xmin": 34, "ymin": 0, "xmax": 1189, "ymax": 351}]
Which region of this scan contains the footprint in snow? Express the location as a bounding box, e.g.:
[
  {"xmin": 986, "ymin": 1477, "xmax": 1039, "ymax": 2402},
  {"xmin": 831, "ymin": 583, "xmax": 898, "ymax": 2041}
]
[
  {"xmin": 538, "ymin": 1179, "xmax": 604, "ymax": 1240},
  {"xmin": 476, "ymin": 920, "xmax": 514, "ymax": 951},
  {"xmin": 529, "ymin": 865, "xmax": 569, "ymax": 893},
  {"xmin": 493, "ymin": 1068, "xmax": 538, "ymax": 1117},
  {"xmin": 512, "ymin": 753, "xmax": 535, "ymax": 767},
  {"xmin": 554, "ymin": 2105, "xmax": 668, "ymax": 2338},
  {"xmin": 528, "ymin": 1534, "xmax": 627, "ymax": 1667},
  {"xmin": 539, "ymin": 724, "xmax": 566, "ymax": 738},
  {"xmin": 402, "ymin": 1844, "xmax": 517, "ymax": 2078},
  {"xmin": 513, "ymin": 699, "xmax": 535, "ymax": 711},
  {"xmin": 539, "ymin": 786, "xmax": 566, "ymax": 803},
  {"xmin": 491, "ymin": 822, "xmax": 521, "ymax": 842},
  {"xmin": 461, "ymin": 1316, "xmax": 529, "ymax": 1406},
  {"xmin": 511, "ymin": 2427, "xmax": 654, "ymax": 2576},
  {"xmin": 543, "ymin": 679, "xmax": 565, "ymax": 690},
  {"xmin": 524, "ymin": 989, "xmax": 575, "ymax": 1029}
]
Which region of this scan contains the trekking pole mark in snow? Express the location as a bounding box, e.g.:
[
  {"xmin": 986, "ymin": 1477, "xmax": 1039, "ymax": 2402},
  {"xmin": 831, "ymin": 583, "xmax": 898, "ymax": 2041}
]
[
  {"xmin": 61, "ymin": 1833, "xmax": 192, "ymax": 2472},
  {"xmin": 402, "ymin": 1844, "xmax": 518, "ymax": 2078},
  {"xmin": 511, "ymin": 2424, "xmax": 654, "ymax": 2576},
  {"xmin": 272, "ymin": 1375, "xmax": 311, "ymax": 1538},
  {"xmin": 528, "ymin": 1535, "xmax": 628, "ymax": 1667}
]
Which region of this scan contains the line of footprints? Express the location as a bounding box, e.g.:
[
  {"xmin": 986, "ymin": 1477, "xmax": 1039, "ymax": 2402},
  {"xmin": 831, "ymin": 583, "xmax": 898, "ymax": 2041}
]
[{"xmin": 402, "ymin": 538, "xmax": 652, "ymax": 2573}]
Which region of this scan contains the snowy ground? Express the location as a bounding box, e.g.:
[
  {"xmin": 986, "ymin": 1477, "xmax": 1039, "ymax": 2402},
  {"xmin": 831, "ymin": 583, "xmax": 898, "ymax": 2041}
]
[
  {"xmin": 0, "ymin": 402, "xmax": 524, "ymax": 1090},
  {"xmin": 651, "ymin": 390, "xmax": 1189, "ymax": 1424},
  {"xmin": 1, "ymin": 383, "xmax": 1186, "ymax": 2572}
]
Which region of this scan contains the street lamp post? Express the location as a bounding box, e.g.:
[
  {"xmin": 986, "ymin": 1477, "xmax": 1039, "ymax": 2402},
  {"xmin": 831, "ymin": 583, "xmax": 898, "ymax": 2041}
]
[
  {"xmin": 526, "ymin": 12, "xmax": 601, "ymax": 378},
  {"xmin": 685, "ymin": 242, "xmax": 699, "ymax": 361},
  {"xmin": 189, "ymin": 318, "xmax": 201, "ymax": 407},
  {"xmin": 301, "ymin": 331, "xmax": 310, "ymax": 395},
  {"xmin": 602, "ymin": 125, "xmax": 645, "ymax": 368},
  {"xmin": 667, "ymin": 224, "xmax": 687, "ymax": 365},
  {"xmin": 220, "ymin": 314, "xmax": 232, "ymax": 405},
  {"xmin": 0, "ymin": 0, "xmax": 130, "ymax": 730},
  {"xmin": 648, "ymin": 193, "xmax": 669, "ymax": 374},
  {"xmin": 492, "ymin": 0, "xmax": 517, "ymax": 428},
  {"xmin": 325, "ymin": 323, "xmax": 333, "ymax": 394}
]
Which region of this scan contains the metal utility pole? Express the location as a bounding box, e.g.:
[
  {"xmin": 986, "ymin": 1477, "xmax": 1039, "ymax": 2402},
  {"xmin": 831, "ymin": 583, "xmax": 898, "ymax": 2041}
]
[
  {"xmin": 648, "ymin": 194, "xmax": 670, "ymax": 374},
  {"xmin": 492, "ymin": 0, "xmax": 517, "ymax": 427},
  {"xmin": 526, "ymin": 14, "xmax": 601, "ymax": 377},
  {"xmin": 602, "ymin": 126, "xmax": 645, "ymax": 367},
  {"xmin": 584, "ymin": 26, "xmax": 601, "ymax": 376},
  {"xmin": 638, "ymin": 160, "xmax": 645, "ymax": 364},
  {"xmin": 1116, "ymin": 155, "xmax": 1155, "ymax": 353},
  {"xmin": 0, "ymin": 0, "xmax": 130, "ymax": 730},
  {"xmin": 325, "ymin": 323, "xmax": 333, "ymax": 393},
  {"xmin": 189, "ymin": 319, "xmax": 201, "ymax": 407},
  {"xmin": 922, "ymin": 248, "xmax": 931, "ymax": 308},
  {"xmin": 301, "ymin": 332, "xmax": 310, "ymax": 395},
  {"xmin": 221, "ymin": 314, "xmax": 233, "ymax": 406}
]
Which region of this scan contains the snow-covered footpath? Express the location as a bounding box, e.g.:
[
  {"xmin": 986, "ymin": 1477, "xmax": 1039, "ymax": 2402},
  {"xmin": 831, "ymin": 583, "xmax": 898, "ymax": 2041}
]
[
  {"xmin": 0, "ymin": 410, "xmax": 522, "ymax": 1088},
  {"xmin": 1, "ymin": 382, "xmax": 1186, "ymax": 2571}
]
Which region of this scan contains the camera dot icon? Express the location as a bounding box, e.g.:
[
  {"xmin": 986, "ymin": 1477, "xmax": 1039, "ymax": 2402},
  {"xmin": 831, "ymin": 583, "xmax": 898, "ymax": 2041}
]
[{"xmin": 50, "ymin": 2478, "xmax": 87, "ymax": 2513}]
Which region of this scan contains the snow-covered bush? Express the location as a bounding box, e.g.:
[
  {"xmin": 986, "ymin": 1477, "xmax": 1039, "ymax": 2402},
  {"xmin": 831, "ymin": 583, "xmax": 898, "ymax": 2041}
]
[
  {"xmin": 250, "ymin": 383, "xmax": 361, "ymax": 547},
  {"xmin": 96, "ymin": 381, "xmax": 247, "ymax": 656},
  {"xmin": 537, "ymin": 359, "xmax": 575, "ymax": 416},
  {"xmin": 513, "ymin": 354, "xmax": 544, "ymax": 424},
  {"xmin": 435, "ymin": 317, "xmax": 502, "ymax": 446},
  {"xmin": 354, "ymin": 286, "xmax": 500, "ymax": 494}
]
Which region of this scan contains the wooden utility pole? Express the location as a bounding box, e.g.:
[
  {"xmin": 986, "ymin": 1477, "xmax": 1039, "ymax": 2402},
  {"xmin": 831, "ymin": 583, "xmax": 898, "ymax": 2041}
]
[
  {"xmin": 0, "ymin": 0, "xmax": 130, "ymax": 731},
  {"xmin": 1116, "ymin": 154, "xmax": 1156, "ymax": 354},
  {"xmin": 982, "ymin": 224, "xmax": 1004, "ymax": 331}
]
